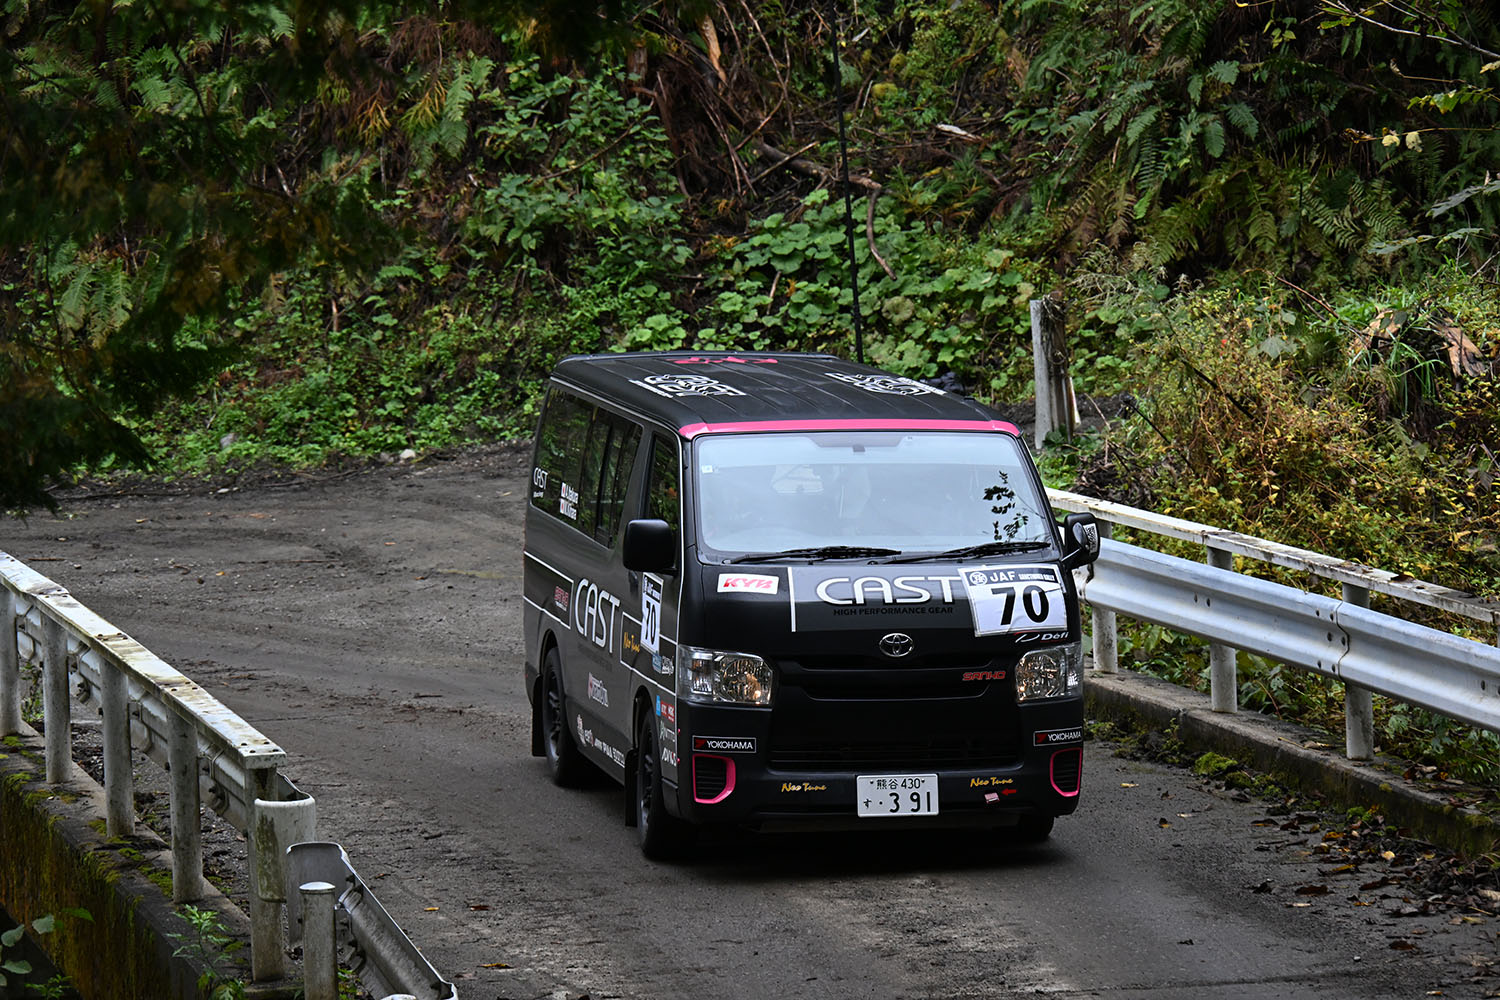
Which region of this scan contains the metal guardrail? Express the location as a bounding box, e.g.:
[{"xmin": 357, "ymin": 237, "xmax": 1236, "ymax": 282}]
[
  {"xmin": 287, "ymin": 842, "xmax": 458, "ymax": 1000},
  {"xmin": 0, "ymin": 552, "xmax": 452, "ymax": 997},
  {"xmin": 1047, "ymin": 490, "xmax": 1500, "ymax": 758}
]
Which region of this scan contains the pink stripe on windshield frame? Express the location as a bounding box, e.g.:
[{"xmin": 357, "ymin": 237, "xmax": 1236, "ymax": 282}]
[{"xmin": 678, "ymin": 418, "xmax": 1021, "ymax": 439}]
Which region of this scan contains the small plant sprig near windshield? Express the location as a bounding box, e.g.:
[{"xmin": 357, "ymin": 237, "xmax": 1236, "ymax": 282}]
[{"xmin": 166, "ymin": 906, "xmax": 246, "ymax": 1000}]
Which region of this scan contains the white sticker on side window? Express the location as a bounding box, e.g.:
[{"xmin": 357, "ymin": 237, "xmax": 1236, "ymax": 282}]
[
  {"xmin": 717, "ymin": 573, "xmax": 780, "ymax": 595},
  {"xmin": 641, "ymin": 573, "xmax": 663, "ymax": 654},
  {"xmin": 962, "ymin": 565, "xmax": 1067, "ymax": 636}
]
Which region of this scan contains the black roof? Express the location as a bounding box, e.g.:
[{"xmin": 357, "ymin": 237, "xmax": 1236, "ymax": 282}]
[{"xmin": 551, "ymin": 350, "xmax": 1017, "ymax": 436}]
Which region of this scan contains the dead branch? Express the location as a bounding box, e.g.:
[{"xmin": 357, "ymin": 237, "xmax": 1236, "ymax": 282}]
[{"xmin": 865, "ymin": 191, "xmax": 896, "ymax": 280}]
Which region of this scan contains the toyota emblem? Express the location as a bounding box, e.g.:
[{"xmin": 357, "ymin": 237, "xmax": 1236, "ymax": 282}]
[{"xmin": 879, "ymin": 632, "xmax": 914, "ymax": 658}]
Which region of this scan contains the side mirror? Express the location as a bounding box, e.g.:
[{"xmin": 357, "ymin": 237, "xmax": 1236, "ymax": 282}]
[
  {"xmin": 1060, "ymin": 512, "xmax": 1101, "ymax": 570},
  {"xmin": 623, "ymin": 518, "xmax": 677, "ymax": 574}
]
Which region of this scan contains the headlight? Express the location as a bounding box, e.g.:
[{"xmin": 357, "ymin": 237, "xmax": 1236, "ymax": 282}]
[
  {"xmin": 677, "ymin": 645, "xmax": 773, "ymax": 705},
  {"xmin": 1015, "ymin": 642, "xmax": 1082, "ymax": 702}
]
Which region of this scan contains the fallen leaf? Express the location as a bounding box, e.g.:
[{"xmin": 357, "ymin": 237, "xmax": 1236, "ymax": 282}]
[
  {"xmin": 1288, "ymin": 902, "xmax": 1312, "ymax": 908},
  {"xmin": 1297, "ymin": 885, "xmax": 1331, "ymax": 896},
  {"xmin": 480, "ymin": 962, "xmax": 511, "ymax": 969},
  {"xmin": 425, "ymin": 906, "xmax": 439, "ymax": 912},
  {"xmin": 1158, "ymin": 818, "xmax": 1172, "ymax": 828},
  {"xmin": 1121, "ymin": 782, "xmax": 1138, "ymax": 788},
  {"xmin": 1390, "ymin": 940, "xmax": 1418, "ymax": 951},
  {"xmin": 470, "ymin": 904, "xmax": 490, "ymax": 911},
  {"xmin": 1381, "ymin": 850, "xmax": 1396, "ymax": 861}
]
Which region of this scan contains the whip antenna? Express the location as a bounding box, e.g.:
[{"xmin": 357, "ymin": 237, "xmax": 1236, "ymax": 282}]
[{"xmin": 830, "ymin": 6, "xmax": 865, "ymax": 364}]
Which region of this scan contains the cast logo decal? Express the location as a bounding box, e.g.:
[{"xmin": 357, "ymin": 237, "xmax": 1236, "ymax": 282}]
[
  {"xmin": 814, "ymin": 573, "xmax": 963, "ymax": 607},
  {"xmin": 641, "ymin": 573, "xmax": 663, "ymax": 653},
  {"xmin": 629, "ymin": 373, "xmax": 746, "ymax": 399},
  {"xmin": 531, "ymin": 466, "xmax": 548, "ymax": 499},
  {"xmin": 823, "ymin": 371, "xmax": 943, "ymax": 396},
  {"xmin": 692, "ymin": 736, "xmax": 756, "ymax": 753},
  {"xmin": 718, "ymin": 573, "xmax": 780, "ymax": 595},
  {"xmin": 586, "ymin": 673, "xmax": 609, "ymax": 707},
  {"xmin": 962, "ymin": 565, "xmax": 1067, "ymax": 637},
  {"xmin": 573, "ymin": 577, "xmax": 622, "ymax": 653},
  {"xmin": 559, "ymin": 482, "xmax": 579, "ymax": 520},
  {"xmin": 1034, "ymin": 727, "xmax": 1083, "ymax": 746}
]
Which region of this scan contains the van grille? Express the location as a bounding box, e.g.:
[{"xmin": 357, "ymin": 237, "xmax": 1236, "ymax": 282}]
[
  {"xmin": 770, "ymin": 737, "xmax": 1020, "ymax": 772},
  {"xmin": 779, "ymin": 655, "xmax": 1009, "ymax": 701},
  {"xmin": 693, "ymin": 755, "xmax": 732, "ymax": 802}
]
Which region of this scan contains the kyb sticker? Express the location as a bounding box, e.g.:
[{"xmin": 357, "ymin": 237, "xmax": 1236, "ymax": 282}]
[
  {"xmin": 629, "ymin": 373, "xmax": 746, "ymax": 399},
  {"xmin": 718, "ymin": 573, "xmax": 780, "ymax": 595},
  {"xmin": 962, "ymin": 565, "xmax": 1067, "ymax": 636}
]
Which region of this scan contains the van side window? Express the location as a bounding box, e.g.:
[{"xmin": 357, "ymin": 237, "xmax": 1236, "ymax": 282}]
[
  {"xmin": 533, "ymin": 388, "xmax": 593, "ymax": 524},
  {"xmin": 645, "ymin": 435, "xmax": 680, "ymax": 533},
  {"xmin": 532, "ymin": 386, "xmax": 641, "ymax": 545},
  {"xmin": 592, "ymin": 417, "xmax": 641, "ymax": 544}
]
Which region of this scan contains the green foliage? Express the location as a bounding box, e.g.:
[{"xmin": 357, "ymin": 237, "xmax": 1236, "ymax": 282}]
[
  {"xmin": 0, "ymin": 908, "xmax": 90, "ymax": 993},
  {"xmin": 167, "ymin": 906, "xmax": 245, "ymax": 1000}
]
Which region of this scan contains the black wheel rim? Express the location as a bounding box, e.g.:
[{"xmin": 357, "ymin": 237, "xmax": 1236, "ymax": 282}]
[
  {"xmin": 638, "ymin": 726, "xmax": 655, "ymax": 835},
  {"xmin": 545, "ymin": 672, "xmax": 564, "ymax": 761}
]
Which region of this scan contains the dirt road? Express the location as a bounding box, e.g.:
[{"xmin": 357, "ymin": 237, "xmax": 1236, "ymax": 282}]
[{"xmin": 5, "ymin": 446, "xmax": 1498, "ymax": 999}]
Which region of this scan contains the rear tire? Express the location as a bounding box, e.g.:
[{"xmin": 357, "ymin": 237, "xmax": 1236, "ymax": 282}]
[
  {"xmin": 636, "ymin": 712, "xmax": 690, "ymax": 860},
  {"xmin": 541, "ymin": 649, "xmax": 587, "ymax": 786}
]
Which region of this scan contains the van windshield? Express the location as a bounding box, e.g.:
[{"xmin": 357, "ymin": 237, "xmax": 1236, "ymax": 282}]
[{"xmin": 693, "ymin": 431, "xmax": 1054, "ymax": 562}]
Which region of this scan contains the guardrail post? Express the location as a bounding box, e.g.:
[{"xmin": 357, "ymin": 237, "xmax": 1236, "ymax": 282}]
[
  {"xmin": 167, "ymin": 709, "xmax": 204, "ymax": 902},
  {"xmin": 1091, "ymin": 523, "xmax": 1117, "ymax": 673},
  {"xmin": 101, "ymin": 662, "xmax": 135, "ymax": 835},
  {"xmin": 1205, "ymin": 546, "xmax": 1238, "ymax": 713},
  {"xmin": 1341, "ymin": 583, "xmax": 1376, "ymax": 760},
  {"xmin": 1, "ymin": 590, "xmax": 19, "ymax": 736},
  {"xmin": 42, "ymin": 617, "xmax": 72, "ymax": 784},
  {"xmin": 299, "ymin": 881, "xmax": 339, "ymax": 1000},
  {"xmin": 250, "ymin": 790, "xmax": 316, "ymax": 982}
]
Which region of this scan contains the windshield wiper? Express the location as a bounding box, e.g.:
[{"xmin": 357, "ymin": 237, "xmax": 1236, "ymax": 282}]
[
  {"xmin": 726, "ymin": 545, "xmax": 903, "ymax": 564},
  {"xmin": 887, "ymin": 540, "xmax": 1051, "ymax": 563}
]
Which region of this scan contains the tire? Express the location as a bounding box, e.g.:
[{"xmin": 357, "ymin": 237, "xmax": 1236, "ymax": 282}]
[
  {"xmin": 541, "ymin": 649, "xmax": 587, "ymax": 786},
  {"xmin": 1010, "ymin": 812, "xmax": 1055, "ymax": 843},
  {"xmin": 635, "ymin": 711, "xmax": 690, "ymax": 860}
]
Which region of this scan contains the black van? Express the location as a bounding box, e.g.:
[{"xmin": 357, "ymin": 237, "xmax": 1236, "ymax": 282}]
[{"xmin": 522, "ymin": 351, "xmax": 1100, "ymax": 857}]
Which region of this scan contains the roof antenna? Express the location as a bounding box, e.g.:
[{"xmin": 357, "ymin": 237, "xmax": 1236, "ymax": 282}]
[{"xmin": 829, "ymin": 3, "xmax": 865, "ymax": 365}]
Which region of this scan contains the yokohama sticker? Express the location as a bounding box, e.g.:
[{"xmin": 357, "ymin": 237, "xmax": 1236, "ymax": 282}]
[
  {"xmin": 718, "ymin": 573, "xmax": 780, "ymax": 595},
  {"xmin": 1034, "ymin": 727, "xmax": 1083, "ymax": 746},
  {"xmin": 692, "ymin": 736, "xmax": 756, "ymax": 753}
]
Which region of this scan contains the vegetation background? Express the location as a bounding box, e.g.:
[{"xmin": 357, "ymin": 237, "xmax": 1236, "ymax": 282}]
[{"xmin": 3, "ymin": 0, "xmax": 1498, "ymax": 778}]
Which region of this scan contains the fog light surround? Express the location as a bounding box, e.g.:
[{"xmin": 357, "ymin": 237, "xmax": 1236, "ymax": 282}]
[
  {"xmin": 1015, "ymin": 642, "xmax": 1082, "ymax": 702},
  {"xmin": 677, "ymin": 645, "xmax": 774, "ymax": 705}
]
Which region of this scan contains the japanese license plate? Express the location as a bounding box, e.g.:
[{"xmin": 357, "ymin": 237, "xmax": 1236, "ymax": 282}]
[{"xmin": 856, "ymin": 773, "xmax": 940, "ymax": 817}]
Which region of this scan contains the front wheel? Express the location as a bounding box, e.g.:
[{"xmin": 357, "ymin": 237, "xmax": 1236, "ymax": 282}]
[
  {"xmin": 636, "ymin": 712, "xmax": 691, "ymax": 860},
  {"xmin": 541, "ymin": 649, "xmax": 587, "ymax": 786}
]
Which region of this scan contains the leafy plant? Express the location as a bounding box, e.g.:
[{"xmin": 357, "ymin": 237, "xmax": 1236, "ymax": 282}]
[
  {"xmin": 1, "ymin": 909, "xmax": 91, "ymax": 994},
  {"xmin": 166, "ymin": 906, "xmax": 245, "ymax": 1000}
]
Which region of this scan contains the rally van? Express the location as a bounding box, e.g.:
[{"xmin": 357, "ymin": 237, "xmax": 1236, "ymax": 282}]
[{"xmin": 522, "ymin": 350, "xmax": 1100, "ymax": 858}]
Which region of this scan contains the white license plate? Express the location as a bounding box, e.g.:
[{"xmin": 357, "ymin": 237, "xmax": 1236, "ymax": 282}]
[{"xmin": 856, "ymin": 773, "xmax": 940, "ymax": 817}]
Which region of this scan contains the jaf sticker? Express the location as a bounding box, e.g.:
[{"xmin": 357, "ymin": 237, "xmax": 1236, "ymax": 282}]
[
  {"xmin": 641, "ymin": 573, "xmax": 663, "ymax": 654},
  {"xmin": 962, "ymin": 565, "xmax": 1067, "ymax": 636}
]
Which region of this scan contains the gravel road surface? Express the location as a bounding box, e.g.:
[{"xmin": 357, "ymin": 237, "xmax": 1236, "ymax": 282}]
[{"xmin": 5, "ymin": 445, "xmax": 1498, "ymax": 999}]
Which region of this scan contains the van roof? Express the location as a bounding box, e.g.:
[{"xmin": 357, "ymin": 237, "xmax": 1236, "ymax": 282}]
[{"xmin": 552, "ymin": 351, "xmax": 1020, "ymax": 439}]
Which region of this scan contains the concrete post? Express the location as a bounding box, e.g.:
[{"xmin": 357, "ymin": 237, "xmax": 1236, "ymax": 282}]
[
  {"xmin": 250, "ymin": 791, "xmax": 316, "ymax": 982},
  {"xmin": 299, "ymin": 881, "xmax": 339, "ymax": 1000},
  {"xmin": 1090, "ymin": 522, "xmax": 1117, "ymax": 673},
  {"xmin": 43, "ymin": 618, "xmax": 71, "ymax": 784},
  {"xmin": 167, "ymin": 710, "xmax": 204, "ymax": 902},
  {"xmin": 1342, "ymin": 583, "xmax": 1376, "ymax": 760},
  {"xmin": 0, "ymin": 590, "xmax": 19, "ymax": 736},
  {"xmin": 1206, "ymin": 546, "xmax": 1238, "ymax": 713},
  {"xmin": 101, "ymin": 663, "xmax": 135, "ymax": 836}
]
